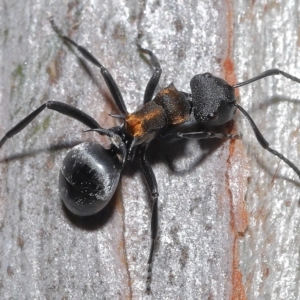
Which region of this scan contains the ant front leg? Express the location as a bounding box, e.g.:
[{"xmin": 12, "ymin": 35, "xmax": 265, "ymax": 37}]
[
  {"xmin": 137, "ymin": 45, "xmax": 162, "ymax": 104},
  {"xmin": 161, "ymin": 131, "xmax": 241, "ymax": 141},
  {"xmin": 139, "ymin": 146, "xmax": 159, "ymax": 294}
]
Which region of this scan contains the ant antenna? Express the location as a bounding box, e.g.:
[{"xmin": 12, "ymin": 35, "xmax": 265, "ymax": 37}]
[
  {"xmin": 233, "ymin": 102, "xmax": 300, "ymax": 179},
  {"xmin": 232, "ymin": 69, "xmax": 300, "ymax": 179},
  {"xmin": 232, "ymin": 69, "xmax": 300, "ymax": 88}
]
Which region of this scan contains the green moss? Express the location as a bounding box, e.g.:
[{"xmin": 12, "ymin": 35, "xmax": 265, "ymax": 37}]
[
  {"xmin": 3, "ymin": 28, "xmax": 8, "ymax": 45},
  {"xmin": 12, "ymin": 64, "xmax": 24, "ymax": 79},
  {"xmin": 42, "ymin": 115, "xmax": 51, "ymax": 130}
]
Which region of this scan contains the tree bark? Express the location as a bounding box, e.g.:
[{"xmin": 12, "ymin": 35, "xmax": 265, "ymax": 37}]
[{"xmin": 0, "ymin": 1, "xmax": 299, "ymax": 299}]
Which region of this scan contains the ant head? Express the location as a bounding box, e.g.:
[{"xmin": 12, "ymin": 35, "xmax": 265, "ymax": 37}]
[{"xmin": 190, "ymin": 73, "xmax": 236, "ymax": 125}]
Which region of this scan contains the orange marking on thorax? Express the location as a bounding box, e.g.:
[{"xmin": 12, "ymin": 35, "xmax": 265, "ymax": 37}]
[
  {"xmin": 126, "ymin": 114, "xmax": 144, "ymax": 137},
  {"xmin": 126, "ymin": 108, "xmax": 163, "ymax": 138}
]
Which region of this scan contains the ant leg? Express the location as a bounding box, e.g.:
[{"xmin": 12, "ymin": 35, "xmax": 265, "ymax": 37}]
[
  {"xmin": 137, "ymin": 45, "xmax": 162, "ymax": 104},
  {"xmin": 49, "ymin": 17, "xmax": 128, "ymax": 115},
  {"xmin": 139, "ymin": 146, "xmax": 158, "ymax": 294},
  {"xmin": 0, "ymin": 101, "xmax": 102, "ymax": 148},
  {"xmin": 233, "ymin": 69, "xmax": 300, "ymax": 88},
  {"xmin": 161, "ymin": 131, "xmax": 241, "ymax": 141}
]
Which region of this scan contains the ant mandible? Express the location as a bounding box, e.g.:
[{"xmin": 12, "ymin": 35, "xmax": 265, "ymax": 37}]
[{"xmin": 1, "ymin": 18, "xmax": 300, "ymax": 294}]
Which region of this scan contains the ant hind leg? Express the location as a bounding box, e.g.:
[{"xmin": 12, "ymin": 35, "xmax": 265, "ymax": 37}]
[
  {"xmin": 49, "ymin": 17, "xmax": 128, "ymax": 115},
  {"xmin": 139, "ymin": 146, "xmax": 159, "ymax": 294},
  {"xmin": 0, "ymin": 101, "xmax": 102, "ymax": 149}
]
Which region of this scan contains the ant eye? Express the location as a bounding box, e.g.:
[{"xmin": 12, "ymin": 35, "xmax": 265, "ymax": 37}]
[
  {"xmin": 203, "ymin": 72, "xmax": 212, "ymax": 78},
  {"xmin": 208, "ymin": 112, "xmax": 218, "ymax": 120}
]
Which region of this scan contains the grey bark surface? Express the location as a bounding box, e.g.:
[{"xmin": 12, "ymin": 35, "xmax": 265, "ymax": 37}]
[
  {"xmin": 0, "ymin": 1, "xmax": 299, "ymax": 300},
  {"xmin": 234, "ymin": 2, "xmax": 300, "ymax": 300}
]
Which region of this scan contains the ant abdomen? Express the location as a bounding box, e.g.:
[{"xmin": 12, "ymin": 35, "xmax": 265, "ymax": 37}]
[{"xmin": 59, "ymin": 143, "xmax": 122, "ymax": 216}]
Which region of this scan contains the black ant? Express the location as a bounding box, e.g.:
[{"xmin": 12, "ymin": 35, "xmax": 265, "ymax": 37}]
[{"xmin": 1, "ymin": 18, "xmax": 300, "ymax": 294}]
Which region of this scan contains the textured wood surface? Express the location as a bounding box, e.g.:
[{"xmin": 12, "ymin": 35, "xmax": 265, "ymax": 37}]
[{"xmin": 0, "ymin": 1, "xmax": 299, "ymax": 299}]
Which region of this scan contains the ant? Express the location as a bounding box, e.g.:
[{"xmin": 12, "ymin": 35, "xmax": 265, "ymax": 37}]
[{"xmin": 1, "ymin": 18, "xmax": 300, "ymax": 294}]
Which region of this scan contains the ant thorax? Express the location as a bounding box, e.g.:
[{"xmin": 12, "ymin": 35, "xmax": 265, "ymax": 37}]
[{"xmin": 125, "ymin": 83, "xmax": 191, "ymax": 145}]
